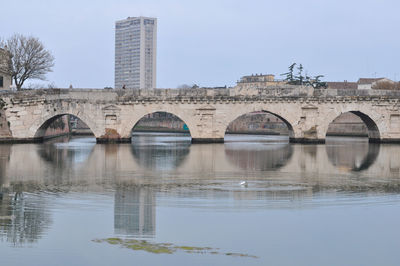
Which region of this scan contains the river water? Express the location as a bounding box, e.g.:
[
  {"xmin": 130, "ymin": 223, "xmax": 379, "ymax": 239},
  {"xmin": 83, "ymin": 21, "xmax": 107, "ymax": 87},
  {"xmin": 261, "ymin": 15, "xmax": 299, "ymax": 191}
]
[{"xmin": 0, "ymin": 133, "xmax": 399, "ymax": 266}]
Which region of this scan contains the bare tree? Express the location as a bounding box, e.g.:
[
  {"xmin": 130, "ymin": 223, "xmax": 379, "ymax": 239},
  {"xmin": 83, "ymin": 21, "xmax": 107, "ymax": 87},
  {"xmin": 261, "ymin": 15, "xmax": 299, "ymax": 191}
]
[
  {"xmin": 177, "ymin": 84, "xmax": 192, "ymax": 89},
  {"xmin": 0, "ymin": 34, "xmax": 54, "ymax": 90},
  {"xmin": 372, "ymin": 80, "xmax": 397, "ymax": 90}
]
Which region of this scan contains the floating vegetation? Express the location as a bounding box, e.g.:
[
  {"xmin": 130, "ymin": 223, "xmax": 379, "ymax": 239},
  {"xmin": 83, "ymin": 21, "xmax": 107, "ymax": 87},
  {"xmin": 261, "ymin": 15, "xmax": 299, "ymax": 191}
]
[
  {"xmin": 93, "ymin": 238, "xmax": 258, "ymax": 258},
  {"xmin": 0, "ymin": 215, "xmax": 15, "ymax": 220}
]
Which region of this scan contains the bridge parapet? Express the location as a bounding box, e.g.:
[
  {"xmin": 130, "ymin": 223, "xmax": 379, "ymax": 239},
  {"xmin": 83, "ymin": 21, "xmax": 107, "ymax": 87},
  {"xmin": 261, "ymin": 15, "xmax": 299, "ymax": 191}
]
[{"xmin": 1, "ymin": 87, "xmax": 400, "ymax": 103}]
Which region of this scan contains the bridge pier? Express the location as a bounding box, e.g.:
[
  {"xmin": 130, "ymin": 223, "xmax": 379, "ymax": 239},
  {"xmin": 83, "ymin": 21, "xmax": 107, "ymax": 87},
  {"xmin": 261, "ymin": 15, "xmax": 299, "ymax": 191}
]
[
  {"xmin": 95, "ymin": 127, "xmax": 132, "ymax": 143},
  {"xmin": 372, "ymin": 138, "xmax": 400, "ymax": 143},
  {"xmin": 289, "ymin": 138, "xmax": 325, "ymax": 144},
  {"xmin": 0, "ymin": 137, "xmax": 43, "ymax": 144},
  {"xmin": 191, "ymin": 138, "xmax": 224, "ymax": 144},
  {"xmin": 96, "ymin": 137, "xmax": 131, "ymax": 144}
]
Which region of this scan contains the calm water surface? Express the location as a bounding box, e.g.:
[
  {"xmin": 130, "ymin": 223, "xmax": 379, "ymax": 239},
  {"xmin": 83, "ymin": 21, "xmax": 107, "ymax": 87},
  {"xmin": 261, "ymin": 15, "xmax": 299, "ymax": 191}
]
[{"xmin": 0, "ymin": 133, "xmax": 400, "ymax": 266}]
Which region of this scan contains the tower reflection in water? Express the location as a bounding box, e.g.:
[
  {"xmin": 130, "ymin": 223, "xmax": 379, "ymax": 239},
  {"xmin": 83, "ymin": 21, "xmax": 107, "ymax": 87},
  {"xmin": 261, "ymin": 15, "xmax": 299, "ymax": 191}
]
[{"xmin": 114, "ymin": 186, "xmax": 156, "ymax": 238}]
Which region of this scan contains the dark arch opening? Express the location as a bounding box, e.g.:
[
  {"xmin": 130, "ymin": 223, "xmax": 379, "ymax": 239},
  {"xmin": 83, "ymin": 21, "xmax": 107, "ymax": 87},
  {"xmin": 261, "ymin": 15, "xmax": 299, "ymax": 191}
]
[
  {"xmin": 131, "ymin": 111, "xmax": 191, "ymax": 137},
  {"xmin": 34, "ymin": 114, "xmax": 95, "ymax": 141},
  {"xmin": 68, "ymin": 115, "xmax": 94, "ymax": 136},
  {"xmin": 326, "ymin": 111, "xmax": 380, "ymax": 142},
  {"xmin": 225, "ymin": 111, "xmax": 295, "ymax": 141}
]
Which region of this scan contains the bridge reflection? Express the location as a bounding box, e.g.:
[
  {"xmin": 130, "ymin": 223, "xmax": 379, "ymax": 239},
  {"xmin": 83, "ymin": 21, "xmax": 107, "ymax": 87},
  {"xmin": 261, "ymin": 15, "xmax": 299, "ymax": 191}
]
[
  {"xmin": 0, "ymin": 134, "xmax": 399, "ymax": 245},
  {"xmin": 326, "ymin": 137, "xmax": 380, "ymax": 172},
  {"xmin": 131, "ymin": 133, "xmax": 191, "ymax": 171},
  {"xmin": 25, "ymin": 134, "xmax": 385, "ymax": 175},
  {"xmin": 224, "ymin": 141, "xmax": 293, "ymax": 170},
  {"xmin": 38, "ymin": 136, "xmax": 96, "ymax": 166}
]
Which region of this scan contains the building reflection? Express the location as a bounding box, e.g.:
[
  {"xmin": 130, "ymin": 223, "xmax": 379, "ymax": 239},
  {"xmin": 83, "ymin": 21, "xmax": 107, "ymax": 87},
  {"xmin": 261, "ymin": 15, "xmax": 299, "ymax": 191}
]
[
  {"xmin": 1, "ymin": 145, "xmax": 51, "ymax": 246},
  {"xmin": 224, "ymin": 142, "xmax": 293, "ymax": 170},
  {"xmin": 131, "ymin": 133, "xmax": 191, "ymax": 170},
  {"xmin": 114, "ymin": 186, "xmax": 155, "ymax": 238},
  {"xmin": 0, "ymin": 145, "xmax": 11, "ymax": 190},
  {"xmin": 0, "ymin": 189, "xmax": 51, "ymax": 245},
  {"xmin": 325, "ymin": 137, "xmax": 380, "ymax": 171}
]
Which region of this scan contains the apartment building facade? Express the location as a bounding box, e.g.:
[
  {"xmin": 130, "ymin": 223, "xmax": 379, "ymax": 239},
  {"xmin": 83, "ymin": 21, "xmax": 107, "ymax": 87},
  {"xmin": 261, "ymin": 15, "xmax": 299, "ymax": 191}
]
[{"xmin": 115, "ymin": 16, "xmax": 157, "ymax": 89}]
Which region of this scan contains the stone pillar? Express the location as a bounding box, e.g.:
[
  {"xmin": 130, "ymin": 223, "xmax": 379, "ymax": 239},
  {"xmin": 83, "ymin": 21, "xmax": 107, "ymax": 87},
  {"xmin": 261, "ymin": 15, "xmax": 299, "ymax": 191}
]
[
  {"xmin": 290, "ymin": 104, "xmax": 325, "ymax": 143},
  {"xmin": 96, "ymin": 105, "xmax": 131, "ymax": 143},
  {"xmin": 191, "ymin": 105, "xmax": 224, "ymax": 144}
]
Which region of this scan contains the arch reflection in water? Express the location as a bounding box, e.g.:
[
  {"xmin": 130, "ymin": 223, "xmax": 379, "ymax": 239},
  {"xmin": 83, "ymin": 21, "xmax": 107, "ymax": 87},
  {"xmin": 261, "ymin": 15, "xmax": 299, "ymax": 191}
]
[
  {"xmin": 326, "ymin": 137, "xmax": 380, "ymax": 172},
  {"xmin": 131, "ymin": 132, "xmax": 191, "ymax": 171},
  {"xmin": 38, "ymin": 136, "xmax": 96, "ymax": 167},
  {"xmin": 114, "ymin": 186, "xmax": 155, "ymax": 238},
  {"xmin": 224, "ymin": 135, "xmax": 293, "ymax": 171}
]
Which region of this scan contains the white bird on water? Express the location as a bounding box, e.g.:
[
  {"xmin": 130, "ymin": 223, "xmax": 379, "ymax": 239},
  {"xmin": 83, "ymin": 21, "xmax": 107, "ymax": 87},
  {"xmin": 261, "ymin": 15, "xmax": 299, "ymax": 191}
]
[{"xmin": 240, "ymin": 181, "xmax": 248, "ymax": 187}]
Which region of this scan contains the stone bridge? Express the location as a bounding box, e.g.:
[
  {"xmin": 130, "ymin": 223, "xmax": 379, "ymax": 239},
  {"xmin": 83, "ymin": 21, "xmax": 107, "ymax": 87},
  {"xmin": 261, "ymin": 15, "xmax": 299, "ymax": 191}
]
[{"xmin": 1, "ymin": 86, "xmax": 400, "ymax": 143}]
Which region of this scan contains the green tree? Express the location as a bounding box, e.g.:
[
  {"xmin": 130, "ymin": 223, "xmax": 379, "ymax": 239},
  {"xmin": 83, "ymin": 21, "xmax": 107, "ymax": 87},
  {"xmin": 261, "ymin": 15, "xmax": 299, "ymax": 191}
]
[
  {"xmin": 296, "ymin": 64, "xmax": 304, "ymax": 85},
  {"xmin": 282, "ymin": 63, "xmax": 327, "ymax": 88},
  {"xmin": 280, "ymin": 63, "xmax": 296, "ymax": 84},
  {"xmin": 311, "ymin": 75, "xmax": 327, "ymax": 88}
]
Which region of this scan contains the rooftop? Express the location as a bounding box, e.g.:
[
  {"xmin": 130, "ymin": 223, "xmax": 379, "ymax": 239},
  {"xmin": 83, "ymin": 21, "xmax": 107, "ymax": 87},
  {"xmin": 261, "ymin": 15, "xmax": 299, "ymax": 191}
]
[
  {"xmin": 327, "ymin": 82, "xmax": 358, "ymax": 90},
  {"xmin": 357, "ymin": 78, "xmax": 386, "ymax": 84}
]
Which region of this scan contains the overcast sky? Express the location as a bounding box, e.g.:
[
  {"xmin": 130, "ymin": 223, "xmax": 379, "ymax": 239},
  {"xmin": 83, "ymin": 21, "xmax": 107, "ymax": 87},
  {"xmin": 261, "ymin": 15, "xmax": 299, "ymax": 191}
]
[{"xmin": 1, "ymin": 0, "xmax": 399, "ymax": 88}]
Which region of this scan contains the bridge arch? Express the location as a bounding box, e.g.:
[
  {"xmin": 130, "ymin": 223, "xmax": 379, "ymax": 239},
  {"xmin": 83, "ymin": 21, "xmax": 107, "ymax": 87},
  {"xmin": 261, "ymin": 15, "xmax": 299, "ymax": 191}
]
[
  {"xmin": 121, "ymin": 110, "xmax": 195, "ymax": 139},
  {"xmin": 32, "ymin": 112, "xmax": 99, "ymax": 140},
  {"xmin": 120, "ymin": 106, "xmax": 196, "ymax": 138},
  {"xmin": 223, "ymin": 109, "xmax": 297, "ymax": 141},
  {"xmin": 324, "ymin": 111, "xmax": 381, "ymax": 142}
]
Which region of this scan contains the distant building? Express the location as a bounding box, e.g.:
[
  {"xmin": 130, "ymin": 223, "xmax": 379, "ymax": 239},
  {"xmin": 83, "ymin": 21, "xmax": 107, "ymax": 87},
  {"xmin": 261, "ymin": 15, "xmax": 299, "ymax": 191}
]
[
  {"xmin": 357, "ymin": 78, "xmax": 392, "ymax": 90},
  {"xmin": 235, "ymin": 74, "xmax": 285, "ymax": 90},
  {"xmin": 326, "ymin": 81, "xmax": 358, "ymax": 90},
  {"xmin": 326, "ymin": 78, "xmax": 396, "ymax": 90},
  {"xmin": 239, "ymin": 74, "xmax": 275, "ymax": 83},
  {"xmin": 115, "ymin": 16, "xmax": 157, "ymax": 89},
  {"xmin": 236, "ymin": 73, "xmax": 397, "ymax": 91},
  {"xmin": 226, "ymin": 112, "xmax": 289, "ymax": 135},
  {"xmin": 0, "ymin": 48, "xmax": 12, "ymax": 90}
]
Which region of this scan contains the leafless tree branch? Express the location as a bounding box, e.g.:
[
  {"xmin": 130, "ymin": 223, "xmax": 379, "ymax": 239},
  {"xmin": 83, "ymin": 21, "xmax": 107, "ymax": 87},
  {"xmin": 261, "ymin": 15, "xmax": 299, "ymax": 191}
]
[{"xmin": 0, "ymin": 34, "xmax": 54, "ymax": 90}]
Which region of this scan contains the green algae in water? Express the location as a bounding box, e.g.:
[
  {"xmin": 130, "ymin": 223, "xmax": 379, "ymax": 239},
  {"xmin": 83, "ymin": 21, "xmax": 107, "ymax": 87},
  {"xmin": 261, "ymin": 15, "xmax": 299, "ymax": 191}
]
[
  {"xmin": 106, "ymin": 238, "xmax": 123, "ymax": 245},
  {"xmin": 93, "ymin": 238, "xmax": 258, "ymax": 258},
  {"xmin": 176, "ymin": 246, "xmax": 213, "ymax": 251},
  {"xmin": 225, "ymin": 252, "xmax": 258, "ymax": 259}
]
